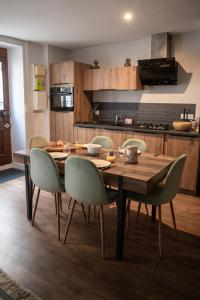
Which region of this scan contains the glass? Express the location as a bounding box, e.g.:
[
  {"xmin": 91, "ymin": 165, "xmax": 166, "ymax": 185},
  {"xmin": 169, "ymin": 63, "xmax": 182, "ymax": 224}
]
[
  {"xmin": 106, "ymin": 150, "xmax": 116, "ymax": 163},
  {"xmin": 0, "ymin": 62, "xmax": 4, "ymax": 110},
  {"xmin": 63, "ymin": 143, "xmax": 71, "ymax": 156}
]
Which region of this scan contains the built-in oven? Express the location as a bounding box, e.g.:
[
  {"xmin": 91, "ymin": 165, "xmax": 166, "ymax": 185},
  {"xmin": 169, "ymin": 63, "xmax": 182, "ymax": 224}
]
[{"xmin": 50, "ymin": 84, "xmax": 74, "ymax": 112}]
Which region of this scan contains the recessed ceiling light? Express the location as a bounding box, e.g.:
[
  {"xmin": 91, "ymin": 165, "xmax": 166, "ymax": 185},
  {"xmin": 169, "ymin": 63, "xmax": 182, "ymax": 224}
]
[{"xmin": 123, "ymin": 12, "xmax": 133, "ymax": 21}]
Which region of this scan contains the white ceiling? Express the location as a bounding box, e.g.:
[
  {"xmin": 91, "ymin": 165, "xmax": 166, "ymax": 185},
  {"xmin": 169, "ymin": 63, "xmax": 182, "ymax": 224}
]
[{"xmin": 0, "ymin": 0, "xmax": 200, "ymax": 49}]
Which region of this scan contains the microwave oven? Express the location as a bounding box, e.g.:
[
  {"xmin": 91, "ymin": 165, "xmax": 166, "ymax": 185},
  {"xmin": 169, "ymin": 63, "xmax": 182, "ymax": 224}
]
[{"xmin": 50, "ymin": 84, "xmax": 74, "ymax": 112}]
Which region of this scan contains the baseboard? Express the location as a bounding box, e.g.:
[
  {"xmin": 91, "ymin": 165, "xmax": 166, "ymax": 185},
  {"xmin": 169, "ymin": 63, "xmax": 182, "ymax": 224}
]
[{"xmin": 0, "ymin": 162, "xmax": 24, "ymax": 171}]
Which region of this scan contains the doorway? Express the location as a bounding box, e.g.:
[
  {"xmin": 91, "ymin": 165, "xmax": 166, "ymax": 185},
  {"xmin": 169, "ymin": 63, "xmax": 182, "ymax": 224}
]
[{"xmin": 0, "ymin": 48, "xmax": 12, "ymax": 166}]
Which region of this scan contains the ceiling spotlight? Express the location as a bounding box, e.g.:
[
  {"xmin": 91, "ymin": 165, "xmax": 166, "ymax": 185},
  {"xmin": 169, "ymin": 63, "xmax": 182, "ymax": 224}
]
[{"xmin": 123, "ymin": 12, "xmax": 133, "ymax": 21}]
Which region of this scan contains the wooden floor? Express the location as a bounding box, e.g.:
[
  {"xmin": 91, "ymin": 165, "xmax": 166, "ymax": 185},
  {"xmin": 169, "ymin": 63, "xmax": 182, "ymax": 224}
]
[{"xmin": 0, "ymin": 176, "xmax": 200, "ymax": 300}]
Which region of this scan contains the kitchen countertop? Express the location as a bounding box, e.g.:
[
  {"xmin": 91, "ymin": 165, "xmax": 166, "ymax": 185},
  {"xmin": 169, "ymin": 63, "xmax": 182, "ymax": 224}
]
[{"xmin": 74, "ymin": 121, "xmax": 200, "ymax": 137}]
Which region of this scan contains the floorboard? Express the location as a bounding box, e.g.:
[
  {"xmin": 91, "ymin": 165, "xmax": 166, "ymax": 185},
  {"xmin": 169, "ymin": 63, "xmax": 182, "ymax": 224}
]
[{"xmin": 0, "ymin": 177, "xmax": 200, "ymax": 300}]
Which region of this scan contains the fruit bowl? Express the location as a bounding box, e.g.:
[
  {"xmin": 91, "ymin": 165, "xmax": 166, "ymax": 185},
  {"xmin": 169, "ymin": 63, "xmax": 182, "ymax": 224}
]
[{"xmin": 173, "ymin": 121, "xmax": 192, "ymax": 131}]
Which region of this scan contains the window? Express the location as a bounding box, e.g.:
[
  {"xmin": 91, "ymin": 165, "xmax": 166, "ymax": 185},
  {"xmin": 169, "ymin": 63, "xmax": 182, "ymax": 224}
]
[{"xmin": 0, "ymin": 61, "xmax": 4, "ymax": 110}]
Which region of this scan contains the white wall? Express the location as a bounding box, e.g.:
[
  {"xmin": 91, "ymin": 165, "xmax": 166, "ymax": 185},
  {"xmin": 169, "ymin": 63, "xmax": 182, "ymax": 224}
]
[
  {"xmin": 8, "ymin": 46, "xmax": 26, "ymax": 151},
  {"xmin": 48, "ymin": 45, "xmax": 69, "ymax": 63},
  {"xmin": 69, "ymin": 32, "xmax": 200, "ymax": 116}
]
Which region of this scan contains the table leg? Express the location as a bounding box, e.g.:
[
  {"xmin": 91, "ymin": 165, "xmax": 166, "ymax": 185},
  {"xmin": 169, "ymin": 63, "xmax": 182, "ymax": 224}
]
[
  {"xmin": 24, "ymin": 157, "xmax": 33, "ymax": 220},
  {"xmin": 152, "ymin": 205, "xmax": 157, "ymax": 223},
  {"xmin": 116, "ymin": 176, "xmax": 127, "ymax": 261}
]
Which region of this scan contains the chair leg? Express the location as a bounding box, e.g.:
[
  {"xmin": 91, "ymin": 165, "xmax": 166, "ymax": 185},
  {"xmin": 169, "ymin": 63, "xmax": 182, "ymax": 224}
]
[
  {"xmin": 32, "ymin": 184, "xmax": 35, "ymax": 195},
  {"xmin": 99, "ymin": 206, "xmax": 105, "ymax": 259},
  {"xmin": 158, "ymin": 205, "xmax": 162, "ymax": 258},
  {"xmin": 135, "ymin": 202, "xmax": 141, "ymax": 224},
  {"xmin": 126, "ymin": 200, "xmax": 131, "ymax": 230},
  {"xmin": 88, "ymin": 205, "xmax": 91, "ymax": 224},
  {"xmin": 54, "ymin": 193, "xmax": 57, "ymax": 215},
  {"xmin": 57, "ymin": 193, "xmax": 61, "ymax": 241},
  {"xmin": 145, "ymin": 204, "xmax": 149, "ymax": 216},
  {"xmin": 32, "ymin": 188, "xmax": 40, "ymax": 226},
  {"xmin": 59, "ymin": 193, "xmax": 63, "ymax": 213},
  {"xmin": 94, "ymin": 205, "xmax": 96, "ymax": 220},
  {"xmin": 68, "ymin": 197, "xmax": 72, "ymax": 209},
  {"xmin": 170, "ymin": 201, "xmax": 177, "ymax": 238},
  {"xmin": 63, "ymin": 200, "xmax": 76, "ymax": 243},
  {"xmin": 81, "ymin": 203, "xmax": 88, "ymax": 224}
]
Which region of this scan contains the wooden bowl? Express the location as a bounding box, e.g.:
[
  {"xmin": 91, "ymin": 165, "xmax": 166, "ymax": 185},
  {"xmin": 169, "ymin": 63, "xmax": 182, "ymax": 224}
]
[{"xmin": 173, "ymin": 121, "xmax": 192, "ymax": 131}]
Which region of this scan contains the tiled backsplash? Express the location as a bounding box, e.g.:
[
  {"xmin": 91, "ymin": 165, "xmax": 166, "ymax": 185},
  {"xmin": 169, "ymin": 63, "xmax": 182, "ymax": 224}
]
[{"xmin": 95, "ymin": 102, "xmax": 196, "ymax": 124}]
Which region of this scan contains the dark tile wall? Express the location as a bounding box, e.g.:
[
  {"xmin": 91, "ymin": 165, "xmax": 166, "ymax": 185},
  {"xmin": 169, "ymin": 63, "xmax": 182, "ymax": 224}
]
[{"xmin": 95, "ymin": 102, "xmax": 196, "ymax": 124}]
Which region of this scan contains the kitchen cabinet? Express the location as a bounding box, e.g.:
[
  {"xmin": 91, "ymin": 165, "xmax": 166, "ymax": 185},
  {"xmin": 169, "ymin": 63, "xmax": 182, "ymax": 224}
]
[
  {"xmin": 126, "ymin": 132, "xmax": 164, "ymax": 154},
  {"xmin": 50, "ymin": 111, "xmax": 74, "ymax": 142},
  {"xmin": 83, "ymin": 66, "xmax": 143, "ymax": 91},
  {"xmin": 50, "ymin": 62, "xmax": 92, "ymax": 141},
  {"xmin": 164, "ymin": 135, "xmax": 200, "ymax": 192},
  {"xmin": 73, "ymin": 127, "xmax": 101, "ymax": 144},
  {"xmin": 100, "ymin": 129, "xmax": 127, "ymax": 148},
  {"xmin": 49, "ymin": 61, "xmax": 74, "ymax": 85}
]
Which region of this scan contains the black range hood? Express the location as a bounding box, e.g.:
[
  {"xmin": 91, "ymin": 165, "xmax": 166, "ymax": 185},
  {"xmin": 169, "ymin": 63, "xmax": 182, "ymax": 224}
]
[
  {"xmin": 138, "ymin": 57, "xmax": 178, "ymax": 85},
  {"xmin": 138, "ymin": 33, "xmax": 178, "ymax": 85}
]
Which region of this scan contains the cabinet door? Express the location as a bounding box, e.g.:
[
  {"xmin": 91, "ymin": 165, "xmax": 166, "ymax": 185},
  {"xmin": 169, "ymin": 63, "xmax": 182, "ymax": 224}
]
[
  {"xmin": 61, "ymin": 62, "xmax": 74, "ymax": 84},
  {"xmin": 100, "ymin": 129, "xmax": 127, "ymax": 148},
  {"xmin": 73, "ymin": 127, "xmax": 101, "ymax": 144},
  {"xmin": 83, "ymin": 69, "xmax": 92, "ymax": 90},
  {"xmin": 92, "ymin": 69, "xmax": 104, "ymax": 90},
  {"xmin": 50, "ymin": 112, "xmax": 74, "ymax": 143},
  {"xmin": 50, "ymin": 63, "xmax": 62, "ymax": 85},
  {"xmin": 164, "ymin": 135, "xmax": 200, "ymax": 192}
]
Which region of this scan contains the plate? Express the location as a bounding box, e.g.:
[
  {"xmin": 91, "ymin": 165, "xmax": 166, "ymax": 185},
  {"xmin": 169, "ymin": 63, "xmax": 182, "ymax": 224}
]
[
  {"xmin": 49, "ymin": 152, "xmax": 69, "ymax": 160},
  {"xmin": 90, "ymin": 159, "xmax": 111, "ymax": 169},
  {"xmin": 119, "ymin": 148, "xmax": 141, "ymax": 155}
]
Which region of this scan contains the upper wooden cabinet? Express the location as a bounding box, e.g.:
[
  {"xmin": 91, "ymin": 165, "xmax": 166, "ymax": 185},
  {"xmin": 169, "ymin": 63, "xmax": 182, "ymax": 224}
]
[
  {"xmin": 50, "ymin": 61, "xmax": 74, "ymax": 85},
  {"xmin": 83, "ymin": 66, "xmax": 143, "ymax": 91}
]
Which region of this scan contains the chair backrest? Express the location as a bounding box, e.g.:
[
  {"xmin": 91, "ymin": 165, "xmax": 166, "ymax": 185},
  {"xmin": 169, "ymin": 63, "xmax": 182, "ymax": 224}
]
[
  {"xmin": 29, "ymin": 135, "xmax": 49, "ymax": 149},
  {"xmin": 90, "ymin": 136, "xmax": 114, "ymax": 149},
  {"xmin": 65, "ymin": 156, "xmax": 109, "ymax": 205},
  {"xmin": 30, "ymin": 149, "xmax": 63, "ymax": 193},
  {"xmin": 161, "ymin": 154, "xmax": 187, "ymax": 203},
  {"xmin": 121, "ymin": 139, "xmax": 148, "ymax": 153}
]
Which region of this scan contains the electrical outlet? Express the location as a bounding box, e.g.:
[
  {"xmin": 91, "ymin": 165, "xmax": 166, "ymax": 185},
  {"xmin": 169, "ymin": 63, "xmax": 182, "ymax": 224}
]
[
  {"xmin": 125, "ymin": 118, "xmax": 132, "ymax": 125},
  {"xmin": 95, "ymin": 110, "xmax": 99, "ymax": 115},
  {"xmin": 188, "ymin": 113, "xmax": 194, "ymax": 120}
]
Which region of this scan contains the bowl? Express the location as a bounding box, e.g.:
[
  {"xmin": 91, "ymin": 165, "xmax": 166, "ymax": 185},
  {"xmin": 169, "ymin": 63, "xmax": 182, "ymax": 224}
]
[
  {"xmin": 87, "ymin": 144, "xmax": 101, "ymax": 155},
  {"xmin": 173, "ymin": 121, "xmax": 192, "ymax": 131}
]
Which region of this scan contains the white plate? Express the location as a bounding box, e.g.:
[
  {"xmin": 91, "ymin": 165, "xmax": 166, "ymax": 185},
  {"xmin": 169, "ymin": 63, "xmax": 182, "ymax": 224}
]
[
  {"xmin": 49, "ymin": 152, "xmax": 69, "ymax": 159},
  {"xmin": 119, "ymin": 148, "xmax": 141, "ymax": 155},
  {"xmin": 91, "ymin": 159, "xmax": 111, "ymax": 169}
]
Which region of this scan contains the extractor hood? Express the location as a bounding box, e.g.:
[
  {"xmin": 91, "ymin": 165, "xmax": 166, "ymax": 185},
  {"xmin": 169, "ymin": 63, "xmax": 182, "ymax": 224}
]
[{"xmin": 138, "ymin": 33, "xmax": 178, "ymax": 85}]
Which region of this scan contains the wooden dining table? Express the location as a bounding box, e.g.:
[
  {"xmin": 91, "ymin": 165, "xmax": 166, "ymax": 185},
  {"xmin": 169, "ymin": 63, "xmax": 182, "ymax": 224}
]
[{"xmin": 13, "ymin": 148, "xmax": 176, "ymax": 261}]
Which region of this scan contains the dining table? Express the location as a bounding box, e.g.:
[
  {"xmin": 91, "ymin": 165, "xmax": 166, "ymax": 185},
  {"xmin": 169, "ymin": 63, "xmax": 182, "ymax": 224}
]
[{"xmin": 13, "ymin": 148, "xmax": 176, "ymax": 261}]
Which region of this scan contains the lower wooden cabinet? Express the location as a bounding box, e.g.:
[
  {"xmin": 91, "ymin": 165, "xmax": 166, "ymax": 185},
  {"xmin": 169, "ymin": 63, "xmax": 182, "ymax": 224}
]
[
  {"xmin": 50, "ymin": 111, "xmax": 74, "ymax": 142},
  {"xmin": 164, "ymin": 135, "xmax": 200, "ymax": 192},
  {"xmin": 50, "ymin": 125, "xmax": 199, "ymax": 194},
  {"xmin": 73, "ymin": 127, "xmax": 101, "ymax": 144}
]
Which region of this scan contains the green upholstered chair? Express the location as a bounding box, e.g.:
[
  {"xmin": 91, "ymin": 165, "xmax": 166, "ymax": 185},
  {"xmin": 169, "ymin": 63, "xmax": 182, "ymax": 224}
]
[
  {"xmin": 30, "ymin": 148, "xmax": 65, "ymax": 241},
  {"xmin": 63, "ymin": 156, "xmax": 118, "ymax": 258},
  {"xmin": 122, "ymin": 138, "xmax": 148, "ymax": 222},
  {"xmin": 121, "ymin": 138, "xmax": 148, "ymax": 153},
  {"xmin": 91, "ymin": 136, "xmax": 114, "ymax": 149},
  {"xmin": 126, "ymin": 154, "xmax": 186, "ymax": 257},
  {"xmin": 29, "ymin": 135, "xmax": 49, "ymax": 149}
]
